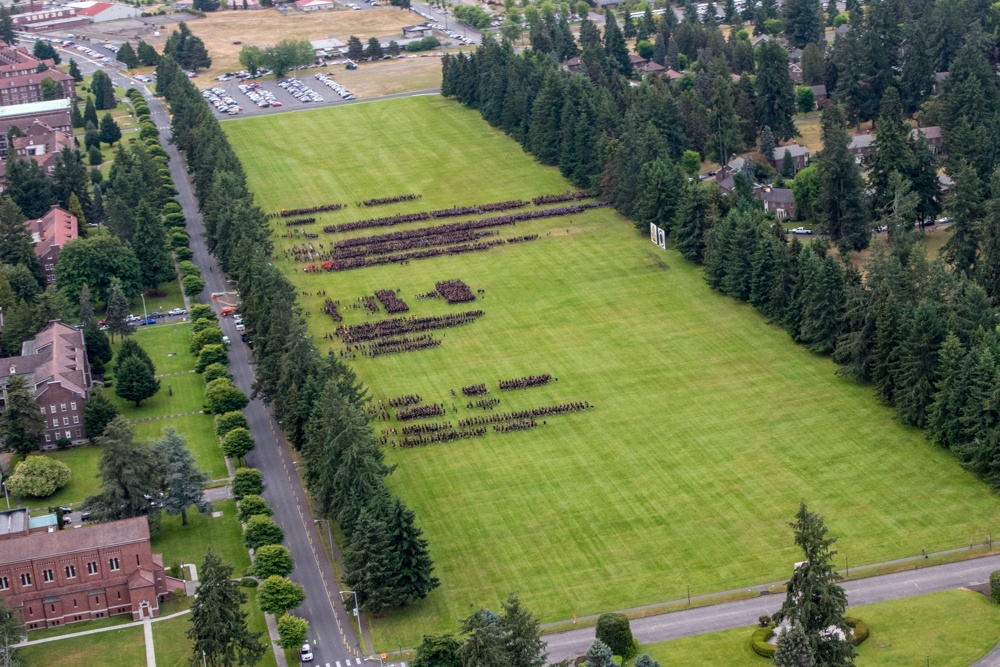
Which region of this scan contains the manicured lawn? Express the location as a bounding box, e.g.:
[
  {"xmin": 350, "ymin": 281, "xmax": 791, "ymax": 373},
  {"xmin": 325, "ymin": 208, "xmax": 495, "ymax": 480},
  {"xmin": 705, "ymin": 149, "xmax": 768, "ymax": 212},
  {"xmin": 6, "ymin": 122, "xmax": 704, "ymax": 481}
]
[
  {"xmin": 151, "ymin": 500, "xmax": 250, "ymax": 573},
  {"xmin": 10, "ymin": 446, "xmax": 102, "ymax": 510},
  {"xmin": 138, "ymin": 278, "xmax": 187, "ymax": 314},
  {"xmin": 133, "ymin": 414, "xmax": 227, "ymax": 481},
  {"xmin": 111, "ymin": 371, "xmax": 206, "ymax": 418},
  {"xmin": 17, "ymin": 625, "xmax": 146, "ymax": 666},
  {"xmin": 640, "ymin": 590, "xmax": 1000, "ymax": 667},
  {"xmin": 225, "ymin": 96, "xmax": 1000, "ymax": 648},
  {"xmin": 112, "ymin": 322, "xmax": 197, "ymax": 376},
  {"xmin": 153, "ymin": 585, "xmax": 277, "ymax": 667}
]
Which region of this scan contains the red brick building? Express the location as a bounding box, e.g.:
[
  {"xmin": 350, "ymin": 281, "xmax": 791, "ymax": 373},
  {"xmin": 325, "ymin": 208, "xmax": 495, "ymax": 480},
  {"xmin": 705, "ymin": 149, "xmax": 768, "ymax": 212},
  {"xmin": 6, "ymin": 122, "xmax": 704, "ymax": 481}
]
[
  {"xmin": 0, "ymin": 47, "xmax": 75, "ymax": 106},
  {"xmin": 0, "ymin": 320, "xmax": 92, "ymax": 447},
  {"xmin": 0, "ymin": 511, "xmax": 177, "ymax": 629},
  {"xmin": 0, "ymin": 98, "xmax": 72, "ymax": 159},
  {"xmin": 28, "ymin": 206, "xmax": 78, "ymax": 285},
  {"xmin": 11, "ymin": 120, "xmax": 72, "ymax": 174}
]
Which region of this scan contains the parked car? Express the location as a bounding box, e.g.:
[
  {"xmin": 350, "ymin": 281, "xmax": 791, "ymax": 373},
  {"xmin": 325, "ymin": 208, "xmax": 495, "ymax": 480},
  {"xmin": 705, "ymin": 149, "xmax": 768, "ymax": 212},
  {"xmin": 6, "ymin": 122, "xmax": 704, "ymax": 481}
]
[
  {"xmin": 789, "ymin": 227, "xmax": 813, "ymax": 235},
  {"xmin": 222, "ymin": 335, "xmax": 231, "ymax": 346},
  {"xmin": 235, "ymin": 323, "xmax": 245, "ymax": 332},
  {"xmin": 138, "ymin": 317, "xmax": 156, "ymax": 326},
  {"xmin": 149, "ymin": 311, "xmax": 165, "ymax": 319},
  {"xmin": 300, "ymin": 644, "xmax": 313, "ymax": 662}
]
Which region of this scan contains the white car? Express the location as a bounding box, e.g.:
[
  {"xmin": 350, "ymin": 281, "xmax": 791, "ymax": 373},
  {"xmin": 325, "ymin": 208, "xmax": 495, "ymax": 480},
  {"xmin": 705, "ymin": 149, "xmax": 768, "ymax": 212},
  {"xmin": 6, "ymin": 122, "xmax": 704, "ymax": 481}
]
[
  {"xmin": 300, "ymin": 644, "xmax": 313, "ymax": 662},
  {"xmin": 222, "ymin": 335, "xmax": 231, "ymax": 346},
  {"xmin": 235, "ymin": 323, "xmax": 245, "ymax": 332},
  {"xmin": 789, "ymin": 227, "xmax": 813, "ymax": 235}
]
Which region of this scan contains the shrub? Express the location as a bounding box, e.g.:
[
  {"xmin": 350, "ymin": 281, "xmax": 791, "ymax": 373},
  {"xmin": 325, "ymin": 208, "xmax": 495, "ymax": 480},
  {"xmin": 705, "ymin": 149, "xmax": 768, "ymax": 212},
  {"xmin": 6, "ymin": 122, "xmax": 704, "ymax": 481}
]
[
  {"xmin": 404, "ymin": 36, "xmax": 441, "ymax": 52},
  {"xmin": 171, "ymin": 230, "xmax": 190, "ymax": 249},
  {"xmin": 178, "ymin": 260, "xmax": 201, "ymax": 279},
  {"xmin": 205, "ymin": 377, "xmax": 247, "ymax": 414},
  {"xmin": 244, "ymin": 515, "xmax": 284, "ymax": 549},
  {"xmin": 164, "ymin": 212, "xmax": 186, "ymax": 228},
  {"xmin": 5, "ymin": 456, "xmax": 71, "ymax": 497},
  {"xmin": 845, "ymin": 617, "xmax": 869, "ymax": 646},
  {"xmin": 232, "ymin": 467, "xmax": 265, "ymax": 499},
  {"xmin": 239, "ymin": 577, "xmax": 259, "ymax": 588},
  {"xmin": 192, "ymin": 318, "xmax": 218, "ymax": 334},
  {"xmin": 751, "ymin": 626, "xmax": 776, "ymax": 658},
  {"xmin": 596, "ymin": 613, "xmax": 634, "ymax": 659},
  {"xmin": 237, "ymin": 494, "xmax": 273, "ymax": 522},
  {"xmin": 190, "ymin": 326, "xmax": 223, "ymax": 354},
  {"xmin": 174, "ymin": 247, "xmax": 194, "ymax": 261},
  {"xmin": 216, "ymin": 411, "xmax": 248, "ymax": 438},
  {"xmin": 250, "ymin": 544, "xmax": 294, "ymax": 578},
  {"xmin": 163, "ymin": 201, "xmax": 182, "ymax": 215},
  {"xmin": 758, "ymin": 615, "xmax": 771, "ymax": 627},
  {"xmin": 991, "ymin": 571, "xmax": 1000, "ymax": 604},
  {"xmin": 277, "ymin": 614, "xmax": 309, "ymax": 649},
  {"xmin": 203, "ymin": 362, "xmax": 231, "ymax": 384}
]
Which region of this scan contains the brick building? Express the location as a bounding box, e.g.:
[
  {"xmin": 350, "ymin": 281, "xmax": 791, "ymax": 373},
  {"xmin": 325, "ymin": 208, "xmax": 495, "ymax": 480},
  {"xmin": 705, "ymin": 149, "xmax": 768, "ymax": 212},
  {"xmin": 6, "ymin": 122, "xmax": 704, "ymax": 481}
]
[
  {"xmin": 28, "ymin": 206, "xmax": 78, "ymax": 285},
  {"xmin": 0, "ymin": 511, "xmax": 177, "ymax": 629},
  {"xmin": 11, "ymin": 8, "xmax": 90, "ymax": 32},
  {"xmin": 0, "ymin": 321, "xmax": 92, "ymax": 447},
  {"xmin": 0, "ymin": 98, "xmax": 72, "ymax": 159},
  {"xmin": 0, "ymin": 47, "xmax": 75, "ymax": 105},
  {"xmin": 10, "ymin": 119, "xmax": 72, "ymax": 174}
]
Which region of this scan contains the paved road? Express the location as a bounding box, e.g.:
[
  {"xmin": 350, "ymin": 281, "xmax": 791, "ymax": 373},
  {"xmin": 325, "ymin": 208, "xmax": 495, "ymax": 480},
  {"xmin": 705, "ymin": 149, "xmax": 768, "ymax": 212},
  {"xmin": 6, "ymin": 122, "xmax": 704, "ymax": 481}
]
[
  {"xmin": 544, "ymin": 553, "xmax": 1000, "ymax": 662},
  {"xmin": 68, "ymin": 52, "xmax": 364, "ymax": 667}
]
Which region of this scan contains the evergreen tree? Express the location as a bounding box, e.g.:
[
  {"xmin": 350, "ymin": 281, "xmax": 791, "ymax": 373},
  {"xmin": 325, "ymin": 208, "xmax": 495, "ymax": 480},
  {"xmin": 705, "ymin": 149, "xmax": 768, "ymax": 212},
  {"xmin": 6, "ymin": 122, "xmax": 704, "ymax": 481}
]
[
  {"xmin": 79, "ymin": 282, "xmax": 94, "ymax": 326},
  {"xmin": 99, "ymin": 113, "xmax": 122, "ymax": 146},
  {"xmin": 604, "ymin": 10, "xmax": 633, "ymax": 76},
  {"xmin": 343, "ymin": 506, "xmax": 402, "ymax": 612},
  {"xmin": 5, "ymin": 156, "xmax": 56, "ymax": 220},
  {"xmin": 979, "ymin": 168, "xmax": 1000, "ymax": 305},
  {"xmin": 188, "ymin": 550, "xmax": 266, "ymax": 667},
  {"xmin": 68, "ymin": 192, "xmax": 87, "ymax": 237},
  {"xmin": 499, "ymin": 594, "xmax": 547, "ymax": 667},
  {"xmin": 907, "ymin": 134, "xmax": 941, "ymax": 224},
  {"xmin": 72, "ymin": 100, "xmax": 84, "ymax": 128},
  {"xmin": 941, "ymin": 163, "xmax": 983, "ymax": 278},
  {"xmin": 91, "ymin": 70, "xmax": 115, "ymax": 110},
  {"xmin": 708, "ymin": 77, "xmax": 743, "ymax": 163},
  {"xmin": 68, "ymin": 58, "xmax": 83, "ymax": 82},
  {"xmin": 137, "ymin": 40, "xmax": 160, "ymax": 67},
  {"xmin": 893, "ymin": 299, "xmax": 947, "ymax": 428},
  {"xmin": 155, "ymin": 428, "xmax": 210, "ymax": 525},
  {"xmin": 526, "ymin": 72, "xmax": 563, "ymax": 165},
  {"xmin": 798, "ymin": 252, "xmax": 846, "ymax": 354},
  {"xmin": 673, "ymin": 181, "xmax": 714, "ymax": 263},
  {"xmin": 83, "ymin": 416, "xmax": 162, "ymax": 528},
  {"xmin": 866, "ymin": 88, "xmax": 913, "ymax": 216},
  {"xmin": 0, "ymin": 7, "xmax": 13, "ymax": 46},
  {"xmin": 52, "ymin": 146, "xmax": 91, "ymax": 212},
  {"xmin": 953, "ymin": 344, "xmax": 999, "ymax": 476},
  {"xmin": 735, "ymin": 76, "xmax": 759, "ymax": 146},
  {"xmin": 84, "ymin": 98, "xmax": 99, "ymax": 128},
  {"xmin": 773, "ymin": 621, "xmax": 817, "ymax": 667},
  {"xmin": 459, "ymin": 608, "xmax": 506, "ymax": 667},
  {"xmin": 104, "ymin": 277, "xmax": 132, "ymax": 342},
  {"xmin": 0, "ymin": 376, "xmax": 44, "ymax": 456},
  {"xmin": 413, "ymin": 635, "xmax": 461, "ymax": 667},
  {"xmin": 584, "ymin": 639, "xmax": 616, "ymax": 667},
  {"xmin": 926, "ymin": 332, "xmax": 967, "ymax": 449},
  {"xmin": 115, "ymin": 355, "xmax": 160, "ymax": 407},
  {"xmin": 759, "ymin": 125, "xmax": 776, "ymax": 161},
  {"xmin": 346, "ymin": 36, "xmax": 364, "ymax": 61},
  {"xmin": 755, "ymin": 40, "xmax": 798, "ymax": 141},
  {"xmin": 622, "ymin": 11, "xmax": 636, "ymax": 39},
  {"xmin": 387, "ymin": 497, "xmax": 439, "ymax": 604},
  {"xmin": 635, "ymin": 157, "xmax": 683, "ymax": 230},
  {"xmin": 800, "ymin": 42, "xmax": 824, "ymax": 85},
  {"xmin": 116, "ymin": 42, "xmax": 138, "ymax": 69},
  {"xmin": 776, "ymin": 502, "xmax": 854, "ymax": 667},
  {"xmin": 816, "ymin": 104, "xmax": 870, "ymax": 252},
  {"xmin": 83, "ymin": 389, "xmax": 119, "ymax": 439},
  {"xmin": 132, "ymin": 201, "xmax": 173, "ymax": 291},
  {"xmin": 783, "ymin": 0, "xmax": 823, "ymax": 47}
]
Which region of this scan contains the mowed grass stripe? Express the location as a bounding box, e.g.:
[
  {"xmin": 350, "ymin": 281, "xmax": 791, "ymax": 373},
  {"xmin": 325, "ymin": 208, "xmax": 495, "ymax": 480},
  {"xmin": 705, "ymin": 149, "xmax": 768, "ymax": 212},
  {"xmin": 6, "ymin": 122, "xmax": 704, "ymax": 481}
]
[{"xmin": 225, "ymin": 96, "xmax": 1000, "ymax": 648}]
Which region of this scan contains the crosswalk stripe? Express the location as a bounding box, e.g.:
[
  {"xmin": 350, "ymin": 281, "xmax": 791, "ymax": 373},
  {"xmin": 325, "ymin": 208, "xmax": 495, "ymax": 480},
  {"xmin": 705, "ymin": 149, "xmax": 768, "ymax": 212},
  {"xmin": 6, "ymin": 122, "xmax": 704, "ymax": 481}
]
[
  {"xmin": 335, "ymin": 662, "xmax": 341, "ymax": 667},
  {"xmin": 356, "ymin": 660, "xmax": 362, "ymax": 665}
]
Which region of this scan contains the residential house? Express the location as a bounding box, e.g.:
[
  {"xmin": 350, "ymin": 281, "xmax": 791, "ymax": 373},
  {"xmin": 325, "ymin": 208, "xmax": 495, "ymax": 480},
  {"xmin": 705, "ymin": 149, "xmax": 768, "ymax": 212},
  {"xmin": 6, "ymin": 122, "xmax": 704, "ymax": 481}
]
[
  {"xmin": 848, "ymin": 133, "xmax": 874, "ymax": 162},
  {"xmin": 771, "ymin": 144, "xmax": 810, "ymax": 172},
  {"xmin": 0, "ymin": 511, "xmax": 181, "ymax": 629},
  {"xmin": 28, "ymin": 206, "xmax": 78, "ymax": 285},
  {"xmin": 0, "ymin": 98, "xmax": 71, "ymax": 159},
  {"xmin": 938, "ymin": 173, "xmax": 954, "ymax": 197},
  {"xmin": 834, "ymin": 24, "xmax": 850, "ymax": 39},
  {"xmin": 910, "ymin": 126, "xmax": 943, "ymax": 154},
  {"xmin": 933, "ymin": 71, "xmax": 948, "ymax": 95},
  {"xmin": 0, "ymin": 320, "xmax": 92, "ymax": 447},
  {"xmin": 10, "ymin": 119, "xmax": 72, "ymax": 173},
  {"xmin": 762, "ymin": 187, "xmax": 796, "ymax": 219},
  {"xmin": 664, "ymin": 68, "xmax": 684, "ymax": 81},
  {"xmin": 788, "ymin": 61, "xmax": 803, "ymax": 84},
  {"xmin": 810, "ymin": 84, "xmax": 828, "ymax": 108},
  {"xmin": 564, "ymin": 56, "xmax": 582, "ymax": 73},
  {"xmin": 636, "ymin": 60, "xmax": 665, "ymax": 77},
  {"xmin": 628, "ymin": 54, "xmax": 647, "ymax": 68}
]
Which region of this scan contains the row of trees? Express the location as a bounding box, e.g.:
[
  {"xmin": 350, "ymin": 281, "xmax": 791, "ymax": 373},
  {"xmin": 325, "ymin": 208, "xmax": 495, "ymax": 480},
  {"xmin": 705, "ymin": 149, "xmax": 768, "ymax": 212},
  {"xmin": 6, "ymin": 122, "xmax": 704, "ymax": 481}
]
[
  {"xmin": 238, "ymin": 39, "xmax": 314, "ymax": 78},
  {"xmin": 157, "ymin": 46, "xmax": 440, "ymax": 614}
]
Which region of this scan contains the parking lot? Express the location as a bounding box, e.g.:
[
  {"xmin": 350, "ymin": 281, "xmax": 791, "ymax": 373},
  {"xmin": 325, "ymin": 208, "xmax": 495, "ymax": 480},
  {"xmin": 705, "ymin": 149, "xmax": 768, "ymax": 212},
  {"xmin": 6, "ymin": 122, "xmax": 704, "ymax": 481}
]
[{"xmin": 202, "ymin": 71, "xmax": 360, "ymax": 118}]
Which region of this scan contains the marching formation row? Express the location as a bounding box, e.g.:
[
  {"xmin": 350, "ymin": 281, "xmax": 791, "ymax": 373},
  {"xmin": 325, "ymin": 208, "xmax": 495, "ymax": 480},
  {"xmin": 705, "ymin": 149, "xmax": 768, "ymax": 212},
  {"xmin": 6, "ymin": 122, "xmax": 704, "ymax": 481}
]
[
  {"xmin": 363, "ymin": 193, "xmax": 421, "ymax": 207},
  {"xmin": 532, "ymin": 190, "xmax": 591, "ymax": 206},
  {"xmin": 462, "ymin": 384, "xmax": 488, "ymax": 396},
  {"xmin": 375, "ymin": 289, "xmax": 410, "ymax": 314},
  {"xmin": 499, "ymin": 374, "xmax": 552, "ymax": 391},
  {"xmin": 368, "ymin": 335, "xmax": 441, "ymax": 357},
  {"xmin": 271, "ymin": 202, "xmax": 344, "ymax": 218},
  {"xmin": 388, "ymin": 394, "xmax": 422, "ymax": 408},
  {"xmin": 457, "ymin": 402, "xmax": 592, "ymax": 428},
  {"xmin": 337, "ymin": 310, "xmax": 485, "ymax": 342},
  {"xmin": 285, "ymin": 217, "xmax": 316, "ymax": 226}
]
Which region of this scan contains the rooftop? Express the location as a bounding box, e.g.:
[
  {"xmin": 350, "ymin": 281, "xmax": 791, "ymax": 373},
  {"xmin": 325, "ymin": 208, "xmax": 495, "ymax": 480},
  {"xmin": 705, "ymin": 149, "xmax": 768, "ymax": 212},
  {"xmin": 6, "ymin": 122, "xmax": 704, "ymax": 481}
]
[
  {"xmin": 0, "ymin": 509, "xmax": 28, "ymax": 536},
  {"xmin": 0, "ymin": 98, "xmax": 70, "ymax": 119},
  {"xmin": 772, "ymin": 144, "xmax": 809, "ymax": 159},
  {"xmin": 0, "ymin": 516, "xmax": 149, "ymax": 565},
  {"xmin": 0, "ymin": 320, "xmax": 89, "ymax": 397}
]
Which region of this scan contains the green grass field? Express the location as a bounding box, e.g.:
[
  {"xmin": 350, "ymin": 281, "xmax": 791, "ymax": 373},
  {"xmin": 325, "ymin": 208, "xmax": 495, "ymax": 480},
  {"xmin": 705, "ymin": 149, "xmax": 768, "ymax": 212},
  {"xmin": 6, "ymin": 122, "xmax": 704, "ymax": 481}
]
[
  {"xmin": 224, "ymin": 96, "xmax": 1000, "ymax": 648},
  {"xmin": 117, "ymin": 321, "xmax": 198, "ymax": 376},
  {"xmin": 17, "ymin": 625, "xmax": 146, "ymax": 665},
  {"xmin": 9, "ymin": 446, "xmax": 101, "ymax": 510},
  {"xmin": 642, "ymin": 590, "xmax": 1000, "ymax": 666},
  {"xmin": 152, "ymin": 500, "xmax": 250, "ymax": 572},
  {"xmin": 132, "ymin": 414, "xmax": 227, "ymax": 481}
]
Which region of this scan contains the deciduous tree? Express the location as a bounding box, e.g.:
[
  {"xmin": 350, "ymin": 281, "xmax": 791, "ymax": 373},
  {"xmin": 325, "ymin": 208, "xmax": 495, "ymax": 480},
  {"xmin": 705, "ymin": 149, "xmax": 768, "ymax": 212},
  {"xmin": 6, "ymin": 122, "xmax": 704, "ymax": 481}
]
[{"xmin": 256, "ymin": 575, "xmax": 305, "ymax": 615}]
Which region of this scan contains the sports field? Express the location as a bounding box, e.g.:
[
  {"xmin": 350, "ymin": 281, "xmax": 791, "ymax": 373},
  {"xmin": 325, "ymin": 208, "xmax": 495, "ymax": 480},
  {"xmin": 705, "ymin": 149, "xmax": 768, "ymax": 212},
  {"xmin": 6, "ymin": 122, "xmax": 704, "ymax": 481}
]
[{"xmin": 224, "ymin": 96, "xmax": 1000, "ymax": 648}]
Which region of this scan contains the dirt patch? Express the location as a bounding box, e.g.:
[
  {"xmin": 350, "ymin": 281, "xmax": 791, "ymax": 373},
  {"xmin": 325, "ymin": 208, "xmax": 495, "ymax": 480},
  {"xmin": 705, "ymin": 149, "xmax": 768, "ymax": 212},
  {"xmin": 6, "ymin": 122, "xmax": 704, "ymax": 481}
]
[{"xmin": 333, "ymin": 55, "xmax": 443, "ymax": 97}]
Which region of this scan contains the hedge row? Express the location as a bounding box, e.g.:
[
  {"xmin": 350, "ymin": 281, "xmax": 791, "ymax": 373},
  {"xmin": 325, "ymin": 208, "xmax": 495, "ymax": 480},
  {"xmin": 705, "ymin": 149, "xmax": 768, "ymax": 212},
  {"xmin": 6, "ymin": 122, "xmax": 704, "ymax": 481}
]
[{"xmin": 751, "ymin": 619, "xmax": 869, "ymax": 658}]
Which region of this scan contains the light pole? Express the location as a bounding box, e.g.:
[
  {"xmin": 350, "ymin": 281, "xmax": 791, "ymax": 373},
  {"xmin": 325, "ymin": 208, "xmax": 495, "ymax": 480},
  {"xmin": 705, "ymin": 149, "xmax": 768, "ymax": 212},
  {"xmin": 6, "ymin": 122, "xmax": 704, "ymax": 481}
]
[
  {"xmin": 340, "ymin": 590, "xmax": 363, "ymax": 649},
  {"xmin": 313, "ymin": 518, "xmax": 333, "ymax": 554},
  {"xmin": 139, "ymin": 292, "xmax": 148, "ymax": 322},
  {"xmin": 202, "ymin": 650, "xmax": 207, "ymax": 667},
  {"xmin": 1, "ymin": 481, "xmax": 8, "ymax": 511}
]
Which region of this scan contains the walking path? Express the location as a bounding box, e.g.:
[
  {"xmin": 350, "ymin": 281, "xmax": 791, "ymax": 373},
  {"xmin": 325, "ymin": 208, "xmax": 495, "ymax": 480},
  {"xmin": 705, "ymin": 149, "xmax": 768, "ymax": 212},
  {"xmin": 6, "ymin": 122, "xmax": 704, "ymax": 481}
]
[{"xmin": 143, "ymin": 619, "xmax": 156, "ymax": 667}]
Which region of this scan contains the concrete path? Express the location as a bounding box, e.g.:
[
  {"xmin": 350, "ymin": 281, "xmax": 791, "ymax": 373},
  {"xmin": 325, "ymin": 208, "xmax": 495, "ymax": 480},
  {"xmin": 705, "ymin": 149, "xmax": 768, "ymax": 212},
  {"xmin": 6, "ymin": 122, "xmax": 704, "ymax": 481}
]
[{"xmin": 143, "ymin": 619, "xmax": 156, "ymax": 667}]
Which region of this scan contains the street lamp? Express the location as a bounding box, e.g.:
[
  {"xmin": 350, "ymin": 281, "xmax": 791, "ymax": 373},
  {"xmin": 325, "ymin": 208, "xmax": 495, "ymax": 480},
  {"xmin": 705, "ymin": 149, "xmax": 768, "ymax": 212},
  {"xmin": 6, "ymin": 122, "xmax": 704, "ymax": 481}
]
[
  {"xmin": 340, "ymin": 590, "xmax": 363, "ymax": 649},
  {"xmin": 1, "ymin": 481, "xmax": 8, "ymax": 511},
  {"xmin": 313, "ymin": 518, "xmax": 333, "ymax": 554},
  {"xmin": 139, "ymin": 292, "xmax": 148, "ymax": 322}
]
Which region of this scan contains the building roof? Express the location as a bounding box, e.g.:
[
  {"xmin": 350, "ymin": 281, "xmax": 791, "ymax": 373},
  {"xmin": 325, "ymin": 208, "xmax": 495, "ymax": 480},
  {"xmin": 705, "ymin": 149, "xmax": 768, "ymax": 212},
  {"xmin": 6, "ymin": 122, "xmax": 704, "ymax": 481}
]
[
  {"xmin": 787, "ymin": 47, "xmax": 803, "ymax": 61},
  {"xmin": 0, "ymin": 516, "xmax": 149, "ymax": 565},
  {"xmin": 628, "ymin": 53, "xmax": 647, "ymax": 65},
  {"xmin": 835, "ymin": 24, "xmax": 850, "ymax": 37},
  {"xmin": 128, "ymin": 568, "xmax": 155, "ymax": 589},
  {"xmin": 0, "ymin": 510, "xmax": 28, "ymax": 537},
  {"xmin": 763, "ymin": 187, "xmax": 794, "ymax": 204},
  {"xmin": 811, "ymin": 84, "xmax": 827, "ymax": 96},
  {"xmin": 0, "ymin": 68, "xmax": 74, "ymax": 93},
  {"xmin": 295, "ymin": 0, "xmax": 333, "ymax": 5},
  {"xmin": 772, "ymin": 143, "xmax": 809, "ymax": 160},
  {"xmin": 68, "ymin": 1, "xmax": 115, "ymax": 16},
  {"xmin": 0, "ymin": 320, "xmax": 90, "ymax": 398},
  {"xmin": 637, "ymin": 61, "xmax": 665, "ymax": 73},
  {"xmin": 664, "ymin": 68, "xmax": 683, "ymax": 80},
  {"xmin": 0, "ymin": 98, "xmax": 71, "ymax": 119},
  {"xmin": 29, "ymin": 206, "xmax": 78, "ymax": 257},
  {"xmin": 848, "ymin": 133, "xmax": 874, "ymax": 150},
  {"xmin": 911, "ymin": 125, "xmax": 942, "ymax": 140},
  {"xmin": 935, "ymin": 71, "xmax": 949, "ymax": 82},
  {"xmin": 310, "ymin": 37, "xmax": 345, "ymax": 50}
]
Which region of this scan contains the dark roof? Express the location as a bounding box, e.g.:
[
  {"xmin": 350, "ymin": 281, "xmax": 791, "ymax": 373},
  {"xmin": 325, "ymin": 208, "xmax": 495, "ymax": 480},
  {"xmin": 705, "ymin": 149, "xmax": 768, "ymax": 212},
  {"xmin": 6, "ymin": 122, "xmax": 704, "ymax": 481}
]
[
  {"xmin": 763, "ymin": 187, "xmax": 794, "ymax": 204},
  {"xmin": 772, "ymin": 144, "xmax": 809, "ymax": 160},
  {"xmin": 911, "ymin": 125, "xmax": 942, "ymax": 140},
  {"xmin": 810, "ymin": 84, "xmax": 827, "ymax": 96}
]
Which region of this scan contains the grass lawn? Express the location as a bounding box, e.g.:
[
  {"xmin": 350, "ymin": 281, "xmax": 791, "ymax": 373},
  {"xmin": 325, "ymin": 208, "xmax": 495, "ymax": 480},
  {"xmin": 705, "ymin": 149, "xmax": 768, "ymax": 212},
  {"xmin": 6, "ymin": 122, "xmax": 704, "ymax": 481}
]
[
  {"xmin": 113, "ymin": 321, "xmax": 197, "ymax": 376},
  {"xmin": 17, "ymin": 625, "xmax": 145, "ymax": 666},
  {"xmin": 640, "ymin": 590, "xmax": 1000, "ymax": 667},
  {"xmin": 153, "ymin": 586, "xmax": 277, "ymax": 667},
  {"xmin": 111, "ymin": 371, "xmax": 207, "ymax": 418},
  {"xmin": 9, "ymin": 446, "xmax": 102, "ymax": 510},
  {"xmin": 138, "ymin": 278, "xmax": 187, "ymax": 314},
  {"xmin": 152, "ymin": 500, "xmax": 250, "ymax": 573},
  {"xmin": 133, "ymin": 414, "xmax": 227, "ymax": 481},
  {"xmin": 224, "ymin": 95, "xmax": 1000, "ymax": 648}
]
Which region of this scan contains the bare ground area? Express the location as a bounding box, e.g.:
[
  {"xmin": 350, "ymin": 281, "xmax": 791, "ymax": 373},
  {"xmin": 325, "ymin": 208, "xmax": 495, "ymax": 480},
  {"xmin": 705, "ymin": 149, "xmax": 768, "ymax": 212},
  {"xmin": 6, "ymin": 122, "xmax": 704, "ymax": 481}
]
[
  {"xmin": 142, "ymin": 7, "xmax": 419, "ymax": 76},
  {"xmin": 333, "ymin": 55, "xmax": 443, "ymax": 97}
]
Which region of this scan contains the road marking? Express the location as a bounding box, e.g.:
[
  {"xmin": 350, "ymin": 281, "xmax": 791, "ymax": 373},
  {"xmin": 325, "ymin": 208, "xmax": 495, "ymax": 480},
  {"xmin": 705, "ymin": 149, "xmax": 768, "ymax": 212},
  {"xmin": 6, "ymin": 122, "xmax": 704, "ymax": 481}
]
[
  {"xmin": 356, "ymin": 659, "xmax": 362, "ymax": 665},
  {"xmin": 335, "ymin": 662, "xmax": 341, "ymax": 667}
]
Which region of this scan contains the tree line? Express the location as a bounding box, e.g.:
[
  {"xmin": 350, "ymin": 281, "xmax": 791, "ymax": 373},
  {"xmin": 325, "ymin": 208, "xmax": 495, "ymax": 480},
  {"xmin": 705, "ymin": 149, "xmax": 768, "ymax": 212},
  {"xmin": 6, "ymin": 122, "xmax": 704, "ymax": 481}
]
[{"xmin": 156, "ymin": 52, "xmax": 439, "ymax": 613}]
